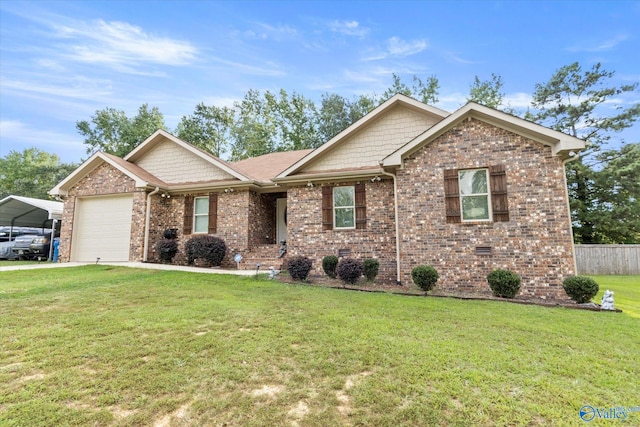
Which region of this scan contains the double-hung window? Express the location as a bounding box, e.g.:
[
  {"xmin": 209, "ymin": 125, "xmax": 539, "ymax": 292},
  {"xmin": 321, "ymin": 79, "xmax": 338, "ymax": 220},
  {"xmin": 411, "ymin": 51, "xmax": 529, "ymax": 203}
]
[
  {"xmin": 193, "ymin": 196, "xmax": 209, "ymax": 233},
  {"xmin": 322, "ymin": 183, "xmax": 366, "ymax": 230},
  {"xmin": 444, "ymin": 165, "xmax": 509, "ymax": 223},
  {"xmin": 459, "ymin": 169, "xmax": 491, "ymax": 221},
  {"xmin": 333, "ymin": 186, "xmax": 355, "ymax": 229}
]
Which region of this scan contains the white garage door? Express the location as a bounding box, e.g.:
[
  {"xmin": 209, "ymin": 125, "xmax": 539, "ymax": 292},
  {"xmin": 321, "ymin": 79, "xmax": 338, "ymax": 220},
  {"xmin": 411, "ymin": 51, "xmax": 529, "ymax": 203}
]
[{"xmin": 72, "ymin": 194, "xmax": 134, "ymax": 262}]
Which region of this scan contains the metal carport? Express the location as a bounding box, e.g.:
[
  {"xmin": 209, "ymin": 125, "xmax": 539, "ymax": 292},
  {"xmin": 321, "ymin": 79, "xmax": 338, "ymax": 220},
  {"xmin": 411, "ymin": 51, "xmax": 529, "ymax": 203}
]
[{"xmin": 0, "ymin": 195, "xmax": 63, "ymax": 260}]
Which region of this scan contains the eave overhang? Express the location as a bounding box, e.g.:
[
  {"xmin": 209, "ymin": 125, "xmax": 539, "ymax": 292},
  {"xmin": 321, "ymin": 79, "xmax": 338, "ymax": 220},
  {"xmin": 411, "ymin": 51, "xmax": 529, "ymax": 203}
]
[{"xmin": 382, "ymin": 102, "xmax": 586, "ymax": 168}]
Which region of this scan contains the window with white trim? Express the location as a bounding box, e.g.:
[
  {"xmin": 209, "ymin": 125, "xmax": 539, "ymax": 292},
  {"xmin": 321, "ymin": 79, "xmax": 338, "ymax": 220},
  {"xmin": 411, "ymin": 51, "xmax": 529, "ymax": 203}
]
[
  {"xmin": 459, "ymin": 169, "xmax": 491, "ymax": 221},
  {"xmin": 333, "ymin": 186, "xmax": 355, "ymax": 229},
  {"xmin": 193, "ymin": 196, "xmax": 209, "ymax": 233}
]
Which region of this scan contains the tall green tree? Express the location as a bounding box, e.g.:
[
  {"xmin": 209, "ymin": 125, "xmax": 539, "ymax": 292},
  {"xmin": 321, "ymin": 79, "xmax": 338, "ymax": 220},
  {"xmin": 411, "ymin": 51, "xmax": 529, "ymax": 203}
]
[
  {"xmin": 316, "ymin": 93, "xmax": 377, "ymax": 143},
  {"xmin": 528, "ymin": 62, "xmax": 640, "ymax": 243},
  {"xmin": 176, "ymin": 103, "xmax": 235, "ymax": 157},
  {"xmin": 230, "ymin": 89, "xmax": 277, "ymax": 161},
  {"xmin": 588, "ymin": 143, "xmax": 640, "ymax": 243},
  {"xmin": 468, "ymin": 73, "xmax": 508, "ymax": 110},
  {"xmin": 266, "ymin": 89, "xmax": 321, "ymax": 151},
  {"xmin": 317, "ymin": 93, "xmax": 353, "ymax": 142},
  {"xmin": 0, "ymin": 148, "xmax": 77, "ymax": 199},
  {"xmin": 381, "ymin": 73, "xmax": 439, "ymax": 104},
  {"xmin": 76, "ymin": 104, "xmax": 166, "ymax": 157}
]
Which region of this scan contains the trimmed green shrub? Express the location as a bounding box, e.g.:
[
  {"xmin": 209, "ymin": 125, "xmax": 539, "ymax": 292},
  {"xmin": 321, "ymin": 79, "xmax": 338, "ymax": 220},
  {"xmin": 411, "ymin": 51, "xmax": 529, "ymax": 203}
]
[
  {"xmin": 563, "ymin": 276, "xmax": 599, "ymax": 303},
  {"xmin": 322, "ymin": 255, "xmax": 339, "ymax": 279},
  {"xmin": 411, "ymin": 265, "xmax": 439, "ymax": 292},
  {"xmin": 155, "ymin": 239, "xmax": 179, "ymax": 263},
  {"xmin": 337, "ymin": 258, "xmax": 364, "ymax": 285},
  {"xmin": 487, "ymin": 269, "xmax": 521, "ymax": 298},
  {"xmin": 287, "ymin": 255, "xmax": 313, "ymax": 281},
  {"xmin": 364, "ymin": 258, "xmax": 379, "ymax": 281},
  {"xmin": 185, "ymin": 235, "xmax": 226, "ymax": 266},
  {"xmin": 163, "ymin": 228, "xmax": 178, "ymax": 239}
]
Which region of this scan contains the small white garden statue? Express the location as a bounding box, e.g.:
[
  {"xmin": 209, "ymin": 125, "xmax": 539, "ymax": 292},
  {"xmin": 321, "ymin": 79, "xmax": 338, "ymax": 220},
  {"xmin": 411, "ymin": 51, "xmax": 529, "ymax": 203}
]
[
  {"xmin": 269, "ymin": 266, "xmax": 281, "ymax": 280},
  {"xmin": 601, "ymin": 290, "xmax": 615, "ymax": 310}
]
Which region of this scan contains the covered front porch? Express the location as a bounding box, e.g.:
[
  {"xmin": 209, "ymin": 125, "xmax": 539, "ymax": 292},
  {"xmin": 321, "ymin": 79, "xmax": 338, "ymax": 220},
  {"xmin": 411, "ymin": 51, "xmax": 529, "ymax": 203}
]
[{"xmin": 242, "ymin": 190, "xmax": 289, "ymax": 270}]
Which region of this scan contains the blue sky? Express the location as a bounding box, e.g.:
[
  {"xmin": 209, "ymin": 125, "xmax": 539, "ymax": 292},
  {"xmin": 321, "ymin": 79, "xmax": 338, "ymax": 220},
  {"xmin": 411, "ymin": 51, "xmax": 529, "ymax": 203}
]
[{"xmin": 1, "ymin": 0, "xmax": 638, "ymax": 163}]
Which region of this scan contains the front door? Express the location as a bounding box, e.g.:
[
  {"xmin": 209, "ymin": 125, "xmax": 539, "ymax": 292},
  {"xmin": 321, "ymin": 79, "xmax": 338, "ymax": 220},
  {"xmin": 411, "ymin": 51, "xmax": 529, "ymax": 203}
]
[{"xmin": 276, "ymin": 198, "xmax": 287, "ymax": 243}]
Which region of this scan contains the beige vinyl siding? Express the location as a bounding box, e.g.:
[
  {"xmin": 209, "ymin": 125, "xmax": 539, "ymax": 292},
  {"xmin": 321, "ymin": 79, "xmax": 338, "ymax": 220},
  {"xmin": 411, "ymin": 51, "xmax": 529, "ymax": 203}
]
[
  {"xmin": 136, "ymin": 138, "xmax": 235, "ymax": 183},
  {"xmin": 71, "ymin": 194, "xmax": 133, "ymax": 262},
  {"xmin": 302, "ymin": 106, "xmax": 437, "ymax": 172}
]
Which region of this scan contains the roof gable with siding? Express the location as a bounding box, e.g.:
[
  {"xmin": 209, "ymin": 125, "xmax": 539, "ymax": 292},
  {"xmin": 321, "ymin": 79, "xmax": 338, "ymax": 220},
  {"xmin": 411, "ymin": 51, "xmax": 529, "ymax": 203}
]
[
  {"xmin": 134, "ymin": 136, "xmax": 236, "ymax": 184},
  {"xmin": 300, "ymin": 104, "xmax": 439, "ymax": 173}
]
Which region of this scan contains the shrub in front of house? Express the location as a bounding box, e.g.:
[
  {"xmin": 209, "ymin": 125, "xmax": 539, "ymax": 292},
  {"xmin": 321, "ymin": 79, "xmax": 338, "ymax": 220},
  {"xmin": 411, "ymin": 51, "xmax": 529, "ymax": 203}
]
[
  {"xmin": 563, "ymin": 276, "xmax": 599, "ymax": 303},
  {"xmin": 155, "ymin": 239, "xmax": 179, "ymax": 263},
  {"xmin": 185, "ymin": 235, "xmax": 227, "ymax": 266},
  {"xmin": 337, "ymin": 258, "xmax": 364, "ymax": 285},
  {"xmin": 487, "ymin": 269, "xmax": 521, "ymax": 298},
  {"xmin": 287, "ymin": 255, "xmax": 313, "ymax": 281},
  {"xmin": 363, "ymin": 258, "xmax": 379, "ymax": 282},
  {"xmin": 322, "ymin": 255, "xmax": 339, "ymax": 279},
  {"xmin": 163, "ymin": 228, "xmax": 178, "ymax": 239},
  {"xmin": 411, "ymin": 265, "xmax": 439, "ymax": 293}
]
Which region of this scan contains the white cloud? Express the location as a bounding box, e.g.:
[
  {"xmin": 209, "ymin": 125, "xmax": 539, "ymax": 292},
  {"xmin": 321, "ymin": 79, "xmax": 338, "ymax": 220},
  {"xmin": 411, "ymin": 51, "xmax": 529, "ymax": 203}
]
[
  {"xmin": 34, "ymin": 59, "xmax": 66, "ymax": 72},
  {"xmin": 362, "ymin": 36, "xmax": 428, "ymax": 61},
  {"xmin": 328, "ymin": 20, "xmax": 370, "ymax": 38},
  {"xmin": 0, "ymin": 120, "xmax": 85, "ymax": 160},
  {"xmin": 387, "ymin": 36, "xmax": 427, "ymax": 57},
  {"xmin": 343, "ymin": 69, "xmax": 383, "ymax": 84},
  {"xmin": 2, "ymin": 76, "xmax": 113, "ymax": 99},
  {"xmin": 209, "ymin": 56, "xmax": 286, "ymax": 77},
  {"xmin": 444, "ymin": 51, "xmax": 475, "ymax": 65},
  {"xmin": 566, "ymin": 34, "xmax": 629, "ymax": 52},
  {"xmin": 50, "ymin": 19, "xmax": 198, "ymax": 69},
  {"xmin": 503, "ymin": 92, "xmax": 533, "ymax": 108}
]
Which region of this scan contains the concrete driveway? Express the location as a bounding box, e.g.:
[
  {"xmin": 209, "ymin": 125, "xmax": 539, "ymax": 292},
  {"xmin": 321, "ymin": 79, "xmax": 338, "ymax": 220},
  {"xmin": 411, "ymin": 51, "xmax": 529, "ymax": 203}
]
[{"xmin": 0, "ymin": 261, "xmax": 261, "ymax": 276}]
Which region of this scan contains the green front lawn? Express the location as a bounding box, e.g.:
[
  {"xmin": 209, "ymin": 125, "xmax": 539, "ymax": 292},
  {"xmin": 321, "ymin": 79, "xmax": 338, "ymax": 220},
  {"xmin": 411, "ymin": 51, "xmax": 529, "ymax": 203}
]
[
  {"xmin": 1, "ymin": 266, "xmax": 638, "ymax": 426},
  {"xmin": 591, "ymin": 275, "xmax": 640, "ymax": 318}
]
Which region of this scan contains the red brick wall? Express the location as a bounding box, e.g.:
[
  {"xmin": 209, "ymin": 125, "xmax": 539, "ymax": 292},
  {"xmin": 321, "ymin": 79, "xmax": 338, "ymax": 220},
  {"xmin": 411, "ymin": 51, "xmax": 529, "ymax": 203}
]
[
  {"xmin": 286, "ymin": 181, "xmax": 398, "ymax": 283},
  {"xmin": 148, "ymin": 190, "xmax": 253, "ymax": 268},
  {"xmin": 396, "ymin": 118, "xmax": 575, "ymax": 298}
]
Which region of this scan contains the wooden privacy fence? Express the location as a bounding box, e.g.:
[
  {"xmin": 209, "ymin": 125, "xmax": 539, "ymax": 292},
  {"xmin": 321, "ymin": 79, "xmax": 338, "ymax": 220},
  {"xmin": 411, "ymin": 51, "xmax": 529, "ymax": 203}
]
[{"xmin": 575, "ymin": 245, "xmax": 640, "ymax": 275}]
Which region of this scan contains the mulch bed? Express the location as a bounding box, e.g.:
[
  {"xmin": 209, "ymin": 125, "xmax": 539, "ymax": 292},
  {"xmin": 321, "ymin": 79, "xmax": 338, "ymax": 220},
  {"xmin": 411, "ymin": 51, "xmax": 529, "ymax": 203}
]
[{"xmin": 277, "ymin": 273, "xmax": 622, "ymax": 313}]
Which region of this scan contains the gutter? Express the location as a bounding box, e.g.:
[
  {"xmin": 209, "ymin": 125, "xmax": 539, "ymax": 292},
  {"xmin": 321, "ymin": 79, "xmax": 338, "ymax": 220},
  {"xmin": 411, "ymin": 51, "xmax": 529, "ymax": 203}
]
[
  {"xmin": 379, "ymin": 164, "xmax": 402, "ymax": 285},
  {"xmin": 273, "ymin": 168, "xmax": 383, "ymax": 185},
  {"xmin": 143, "ymin": 187, "xmax": 161, "ymax": 262}
]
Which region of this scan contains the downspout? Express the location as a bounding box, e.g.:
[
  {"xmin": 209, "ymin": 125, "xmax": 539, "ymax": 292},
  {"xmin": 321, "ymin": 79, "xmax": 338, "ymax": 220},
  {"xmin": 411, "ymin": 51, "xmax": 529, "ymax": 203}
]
[
  {"xmin": 379, "ymin": 163, "xmax": 402, "ymax": 285},
  {"xmin": 143, "ymin": 187, "xmax": 161, "ymax": 262},
  {"xmin": 563, "ymin": 153, "xmax": 581, "ymax": 275}
]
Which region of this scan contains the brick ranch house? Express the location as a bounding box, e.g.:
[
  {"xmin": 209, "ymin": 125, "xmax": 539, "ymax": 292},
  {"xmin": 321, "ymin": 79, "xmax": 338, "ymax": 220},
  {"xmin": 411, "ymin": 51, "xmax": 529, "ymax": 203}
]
[{"xmin": 51, "ymin": 94, "xmax": 585, "ymax": 298}]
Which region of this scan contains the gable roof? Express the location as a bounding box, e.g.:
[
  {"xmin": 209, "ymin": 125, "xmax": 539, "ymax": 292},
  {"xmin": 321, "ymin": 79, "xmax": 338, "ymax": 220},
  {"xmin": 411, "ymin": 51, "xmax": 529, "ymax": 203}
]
[
  {"xmin": 124, "ymin": 129, "xmax": 251, "ymax": 182},
  {"xmin": 382, "ymin": 102, "xmax": 586, "ymax": 167},
  {"xmin": 275, "ymin": 94, "xmax": 449, "ymax": 180},
  {"xmin": 50, "ymin": 151, "xmax": 168, "ymax": 196}
]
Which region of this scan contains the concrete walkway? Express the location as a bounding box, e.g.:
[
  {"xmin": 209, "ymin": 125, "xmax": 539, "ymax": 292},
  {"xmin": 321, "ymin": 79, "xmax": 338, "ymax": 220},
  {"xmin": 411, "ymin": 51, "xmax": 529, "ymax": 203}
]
[{"xmin": 0, "ymin": 261, "xmax": 261, "ymax": 276}]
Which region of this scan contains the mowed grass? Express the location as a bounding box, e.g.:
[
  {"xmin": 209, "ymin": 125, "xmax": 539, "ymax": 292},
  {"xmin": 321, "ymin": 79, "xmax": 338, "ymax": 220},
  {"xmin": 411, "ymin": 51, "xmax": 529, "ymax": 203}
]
[
  {"xmin": 591, "ymin": 275, "xmax": 640, "ymax": 318},
  {"xmin": 1, "ymin": 266, "xmax": 638, "ymax": 426}
]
